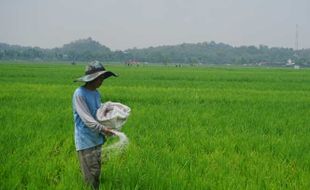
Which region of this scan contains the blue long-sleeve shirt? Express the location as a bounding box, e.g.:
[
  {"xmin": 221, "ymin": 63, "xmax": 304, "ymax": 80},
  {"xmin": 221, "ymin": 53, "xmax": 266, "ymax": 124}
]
[{"xmin": 72, "ymin": 86, "xmax": 106, "ymax": 151}]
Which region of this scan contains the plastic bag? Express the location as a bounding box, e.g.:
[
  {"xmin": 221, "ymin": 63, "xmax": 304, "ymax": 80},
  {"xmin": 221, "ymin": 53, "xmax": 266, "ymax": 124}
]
[
  {"xmin": 96, "ymin": 101, "xmax": 131, "ymax": 130},
  {"xmin": 96, "ymin": 101, "xmax": 131, "ymax": 155}
]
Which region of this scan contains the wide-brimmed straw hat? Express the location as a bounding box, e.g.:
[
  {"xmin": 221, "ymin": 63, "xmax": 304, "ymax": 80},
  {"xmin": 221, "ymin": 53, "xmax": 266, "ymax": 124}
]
[{"xmin": 74, "ymin": 61, "xmax": 117, "ymax": 82}]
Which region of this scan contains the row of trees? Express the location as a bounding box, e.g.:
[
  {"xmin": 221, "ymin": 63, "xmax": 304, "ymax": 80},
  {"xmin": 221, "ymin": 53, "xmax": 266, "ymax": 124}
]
[{"xmin": 0, "ymin": 38, "xmax": 309, "ymax": 65}]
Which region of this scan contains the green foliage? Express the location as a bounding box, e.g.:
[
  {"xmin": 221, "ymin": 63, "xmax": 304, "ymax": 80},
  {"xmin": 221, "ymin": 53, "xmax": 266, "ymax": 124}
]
[
  {"xmin": 0, "ymin": 62, "xmax": 310, "ymax": 189},
  {"xmin": 1, "ymin": 39, "xmax": 310, "ymax": 65}
]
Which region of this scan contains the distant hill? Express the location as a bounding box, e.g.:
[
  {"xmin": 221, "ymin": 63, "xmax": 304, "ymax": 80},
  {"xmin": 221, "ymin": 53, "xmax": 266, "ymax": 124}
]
[
  {"xmin": 0, "ymin": 38, "xmax": 309, "ymax": 66},
  {"xmin": 60, "ymin": 37, "xmax": 111, "ymax": 54},
  {"xmin": 53, "ymin": 37, "xmax": 112, "ymax": 61}
]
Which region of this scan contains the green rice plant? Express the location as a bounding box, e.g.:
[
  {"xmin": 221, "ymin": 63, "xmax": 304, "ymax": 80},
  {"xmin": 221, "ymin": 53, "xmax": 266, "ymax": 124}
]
[{"xmin": 0, "ymin": 61, "xmax": 309, "ymax": 189}]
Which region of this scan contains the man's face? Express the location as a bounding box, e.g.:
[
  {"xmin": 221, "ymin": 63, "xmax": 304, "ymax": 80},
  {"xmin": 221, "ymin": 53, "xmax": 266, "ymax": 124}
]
[{"xmin": 93, "ymin": 75, "xmax": 105, "ymax": 88}]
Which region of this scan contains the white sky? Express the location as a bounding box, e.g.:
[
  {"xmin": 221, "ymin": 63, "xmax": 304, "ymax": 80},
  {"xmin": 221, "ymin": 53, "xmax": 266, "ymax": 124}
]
[{"xmin": 0, "ymin": 0, "xmax": 309, "ymax": 50}]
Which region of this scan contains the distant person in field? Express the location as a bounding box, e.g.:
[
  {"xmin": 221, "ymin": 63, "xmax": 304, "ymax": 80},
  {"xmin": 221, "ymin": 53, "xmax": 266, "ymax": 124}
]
[{"xmin": 72, "ymin": 60, "xmax": 117, "ymax": 190}]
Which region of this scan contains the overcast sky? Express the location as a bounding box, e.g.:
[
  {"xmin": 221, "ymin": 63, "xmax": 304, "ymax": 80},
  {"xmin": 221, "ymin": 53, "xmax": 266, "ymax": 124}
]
[{"xmin": 0, "ymin": 0, "xmax": 309, "ymax": 50}]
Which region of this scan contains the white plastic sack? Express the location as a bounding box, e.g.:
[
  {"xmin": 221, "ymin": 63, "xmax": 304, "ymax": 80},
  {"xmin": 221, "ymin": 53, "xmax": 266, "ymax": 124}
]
[
  {"xmin": 96, "ymin": 102, "xmax": 131, "ymax": 154},
  {"xmin": 96, "ymin": 101, "xmax": 131, "ymax": 130}
]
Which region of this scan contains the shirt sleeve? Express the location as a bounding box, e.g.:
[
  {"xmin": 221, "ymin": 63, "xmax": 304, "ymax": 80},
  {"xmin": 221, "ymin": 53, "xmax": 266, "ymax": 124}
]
[{"xmin": 74, "ymin": 95, "xmax": 106, "ymax": 133}]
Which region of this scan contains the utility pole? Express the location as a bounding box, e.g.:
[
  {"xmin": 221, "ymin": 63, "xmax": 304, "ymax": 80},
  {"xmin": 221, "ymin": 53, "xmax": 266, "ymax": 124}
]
[
  {"xmin": 295, "ymin": 24, "xmax": 299, "ymax": 51},
  {"xmin": 294, "ymin": 24, "xmax": 299, "ymax": 60}
]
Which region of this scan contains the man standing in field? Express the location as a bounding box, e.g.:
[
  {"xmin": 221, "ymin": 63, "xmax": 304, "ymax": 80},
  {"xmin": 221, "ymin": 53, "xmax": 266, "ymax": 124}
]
[{"xmin": 72, "ymin": 60, "xmax": 117, "ymax": 190}]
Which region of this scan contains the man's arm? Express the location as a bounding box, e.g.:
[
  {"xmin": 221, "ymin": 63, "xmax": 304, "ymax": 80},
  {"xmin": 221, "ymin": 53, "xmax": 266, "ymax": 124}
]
[{"xmin": 74, "ymin": 95, "xmax": 113, "ymax": 135}]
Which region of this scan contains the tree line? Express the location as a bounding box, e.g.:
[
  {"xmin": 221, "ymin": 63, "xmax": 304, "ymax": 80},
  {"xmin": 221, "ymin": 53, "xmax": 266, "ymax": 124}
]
[{"xmin": 0, "ymin": 37, "xmax": 309, "ymax": 66}]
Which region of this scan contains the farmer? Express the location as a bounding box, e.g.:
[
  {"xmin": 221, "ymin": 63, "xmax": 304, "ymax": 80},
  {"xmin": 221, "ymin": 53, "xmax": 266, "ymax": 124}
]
[{"xmin": 72, "ymin": 60, "xmax": 117, "ymax": 190}]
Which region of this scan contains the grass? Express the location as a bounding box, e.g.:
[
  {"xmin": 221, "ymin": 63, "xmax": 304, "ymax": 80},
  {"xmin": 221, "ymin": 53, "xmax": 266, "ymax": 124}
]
[{"xmin": 0, "ymin": 61, "xmax": 309, "ymax": 189}]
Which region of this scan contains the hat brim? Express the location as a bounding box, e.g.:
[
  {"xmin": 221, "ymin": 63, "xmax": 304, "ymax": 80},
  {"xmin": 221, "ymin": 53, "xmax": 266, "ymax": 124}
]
[{"xmin": 74, "ymin": 70, "xmax": 117, "ymax": 82}]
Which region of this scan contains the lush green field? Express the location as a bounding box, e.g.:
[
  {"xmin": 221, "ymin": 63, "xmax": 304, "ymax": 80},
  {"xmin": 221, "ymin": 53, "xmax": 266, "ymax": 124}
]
[{"xmin": 0, "ymin": 62, "xmax": 309, "ymax": 190}]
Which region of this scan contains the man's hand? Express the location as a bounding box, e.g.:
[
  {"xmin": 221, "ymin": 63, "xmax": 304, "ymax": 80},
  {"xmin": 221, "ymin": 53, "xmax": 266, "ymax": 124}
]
[{"xmin": 102, "ymin": 127, "xmax": 115, "ymax": 136}]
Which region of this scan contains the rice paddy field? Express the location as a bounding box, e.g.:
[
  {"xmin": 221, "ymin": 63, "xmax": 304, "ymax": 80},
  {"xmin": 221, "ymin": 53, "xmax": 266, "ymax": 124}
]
[{"xmin": 0, "ymin": 61, "xmax": 309, "ymax": 190}]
